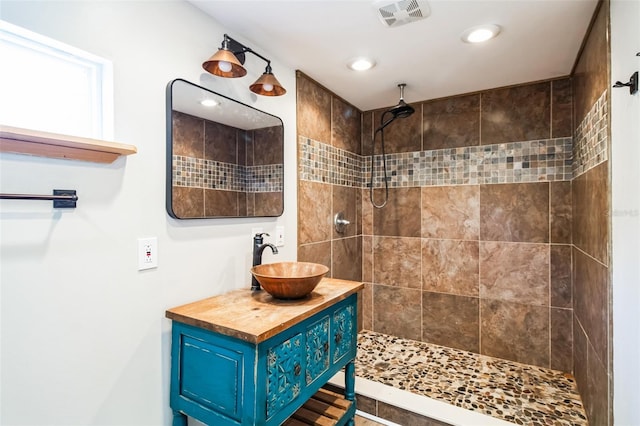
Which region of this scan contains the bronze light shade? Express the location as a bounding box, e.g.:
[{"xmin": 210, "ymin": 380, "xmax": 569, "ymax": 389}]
[
  {"xmin": 250, "ymin": 68, "xmax": 286, "ymax": 96},
  {"xmin": 202, "ymin": 48, "xmax": 247, "ymax": 78}
]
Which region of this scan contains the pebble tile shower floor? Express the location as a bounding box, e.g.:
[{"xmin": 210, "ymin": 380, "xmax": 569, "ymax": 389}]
[{"xmin": 356, "ymin": 330, "xmax": 588, "ymax": 425}]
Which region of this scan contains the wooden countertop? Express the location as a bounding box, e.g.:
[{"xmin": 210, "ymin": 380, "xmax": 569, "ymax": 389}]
[{"xmin": 165, "ymin": 278, "xmax": 363, "ymax": 344}]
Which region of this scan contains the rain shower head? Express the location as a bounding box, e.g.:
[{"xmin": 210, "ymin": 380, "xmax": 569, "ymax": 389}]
[
  {"xmin": 388, "ymin": 98, "xmax": 415, "ymax": 119},
  {"xmin": 383, "ymin": 83, "xmax": 415, "ymax": 123}
]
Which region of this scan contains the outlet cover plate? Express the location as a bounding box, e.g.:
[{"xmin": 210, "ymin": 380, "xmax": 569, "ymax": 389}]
[{"xmin": 138, "ymin": 237, "xmax": 158, "ymax": 270}]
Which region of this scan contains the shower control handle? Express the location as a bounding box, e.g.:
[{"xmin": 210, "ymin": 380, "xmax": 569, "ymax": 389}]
[{"xmin": 334, "ymin": 212, "xmax": 351, "ymax": 234}]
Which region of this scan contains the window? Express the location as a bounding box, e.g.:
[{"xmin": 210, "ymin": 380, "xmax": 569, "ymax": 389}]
[{"xmin": 0, "ymin": 20, "xmax": 113, "ymax": 140}]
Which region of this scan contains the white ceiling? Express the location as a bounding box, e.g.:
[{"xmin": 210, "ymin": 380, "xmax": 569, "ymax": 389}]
[{"xmin": 189, "ymin": 0, "xmax": 598, "ymax": 111}]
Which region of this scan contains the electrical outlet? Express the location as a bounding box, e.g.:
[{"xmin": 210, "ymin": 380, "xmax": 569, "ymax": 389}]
[
  {"xmin": 275, "ymin": 226, "xmax": 285, "ymax": 247},
  {"xmin": 138, "ymin": 237, "xmax": 158, "ymax": 270}
]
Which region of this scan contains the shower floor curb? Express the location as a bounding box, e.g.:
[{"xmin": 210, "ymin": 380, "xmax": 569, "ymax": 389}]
[{"xmin": 329, "ymin": 371, "xmax": 516, "ymax": 426}]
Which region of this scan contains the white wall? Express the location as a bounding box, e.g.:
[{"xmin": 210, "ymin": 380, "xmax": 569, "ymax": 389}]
[
  {"xmin": 0, "ymin": 1, "xmax": 297, "ymax": 424},
  {"xmin": 610, "ymin": 0, "xmax": 640, "ymax": 424}
]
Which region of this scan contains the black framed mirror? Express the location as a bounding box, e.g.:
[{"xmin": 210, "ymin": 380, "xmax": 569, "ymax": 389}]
[{"xmin": 166, "ymin": 79, "xmax": 284, "ymax": 219}]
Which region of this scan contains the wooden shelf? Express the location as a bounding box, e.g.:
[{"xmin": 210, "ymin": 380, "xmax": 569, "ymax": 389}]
[
  {"xmin": 0, "ymin": 124, "xmax": 137, "ymax": 164},
  {"xmin": 283, "ymin": 388, "xmax": 353, "ymax": 426}
]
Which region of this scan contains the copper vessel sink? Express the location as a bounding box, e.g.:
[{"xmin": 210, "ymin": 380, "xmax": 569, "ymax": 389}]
[{"xmin": 250, "ymin": 262, "xmax": 329, "ymax": 299}]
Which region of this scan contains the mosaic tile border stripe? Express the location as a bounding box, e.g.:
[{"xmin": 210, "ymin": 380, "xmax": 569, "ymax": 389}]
[
  {"xmin": 298, "ymin": 137, "xmax": 364, "ymax": 187},
  {"xmin": 573, "ymin": 90, "xmax": 608, "ymax": 178},
  {"xmin": 299, "ymin": 136, "xmax": 572, "ymax": 188},
  {"xmin": 173, "ymin": 155, "xmax": 283, "ymax": 192}
]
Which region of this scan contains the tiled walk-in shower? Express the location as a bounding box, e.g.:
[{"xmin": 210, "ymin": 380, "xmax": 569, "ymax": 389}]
[{"xmin": 354, "ymin": 330, "xmax": 587, "ymax": 425}]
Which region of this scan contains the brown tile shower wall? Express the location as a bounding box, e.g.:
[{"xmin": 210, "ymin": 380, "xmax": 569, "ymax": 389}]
[
  {"xmin": 296, "ymin": 71, "xmax": 575, "ymax": 371},
  {"xmin": 296, "ymin": 72, "xmax": 363, "ymax": 291},
  {"xmin": 360, "ymin": 79, "xmax": 574, "ymax": 372},
  {"xmin": 570, "ymin": 2, "xmax": 612, "ymax": 425}
]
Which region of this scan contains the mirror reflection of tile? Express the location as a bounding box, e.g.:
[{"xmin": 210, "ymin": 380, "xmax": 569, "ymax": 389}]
[{"xmin": 168, "ymin": 80, "xmax": 284, "ymax": 219}]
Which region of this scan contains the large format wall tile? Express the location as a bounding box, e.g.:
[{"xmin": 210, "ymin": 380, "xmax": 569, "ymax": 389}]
[
  {"xmin": 297, "ymin": 241, "xmax": 331, "ymax": 272},
  {"xmin": 172, "ymin": 186, "xmax": 203, "ymax": 218},
  {"xmin": 422, "ymin": 292, "xmax": 479, "ymax": 352},
  {"xmin": 550, "ymin": 181, "xmax": 572, "ymax": 244},
  {"xmin": 551, "ymin": 244, "xmax": 572, "ymax": 308},
  {"xmin": 422, "ymin": 94, "xmax": 480, "ymax": 150},
  {"xmin": 573, "ymin": 316, "xmax": 588, "ymax": 399},
  {"xmin": 361, "ymin": 283, "xmax": 373, "ymax": 330},
  {"xmin": 373, "ymin": 187, "xmax": 421, "ymax": 237},
  {"xmin": 551, "ymin": 307, "xmax": 573, "ymax": 372},
  {"xmin": 480, "ymin": 183, "xmax": 549, "ymax": 243},
  {"xmin": 332, "ymin": 96, "xmax": 361, "ymax": 154},
  {"xmin": 573, "ymin": 247, "xmax": 609, "ymax": 365},
  {"xmin": 332, "ymin": 236, "xmax": 362, "ymax": 281},
  {"xmin": 204, "ymin": 189, "xmax": 238, "ymax": 217},
  {"xmin": 298, "ymin": 180, "xmax": 331, "ymax": 244},
  {"xmin": 372, "ymin": 106, "xmax": 422, "ymax": 154},
  {"xmin": 422, "ymin": 185, "xmax": 479, "ymax": 240},
  {"xmin": 253, "ymin": 125, "xmax": 284, "ymax": 165},
  {"xmin": 361, "ymin": 111, "xmax": 373, "ymax": 155},
  {"xmin": 253, "ymin": 192, "xmax": 283, "ymax": 217},
  {"xmin": 361, "ymin": 189, "xmax": 373, "ymax": 235},
  {"xmin": 333, "ymin": 185, "xmax": 358, "ymax": 238},
  {"xmin": 373, "ymin": 285, "xmax": 422, "ymax": 341},
  {"xmin": 362, "ymin": 235, "xmax": 373, "ymax": 283},
  {"xmin": 572, "ymin": 162, "xmax": 609, "ymax": 265},
  {"xmin": 173, "ymin": 111, "xmax": 203, "ymax": 157},
  {"xmin": 480, "ymin": 299, "xmax": 550, "ymax": 367},
  {"xmin": 552, "ymin": 78, "xmax": 573, "ymax": 138},
  {"xmin": 479, "ymin": 242, "xmax": 549, "ymax": 305},
  {"xmin": 573, "ymin": 2, "xmax": 608, "ymax": 125},
  {"xmin": 481, "ymin": 82, "xmax": 551, "ymax": 145},
  {"xmin": 422, "ymin": 239, "xmax": 479, "ymax": 296},
  {"xmin": 373, "ymin": 237, "xmax": 421, "ymax": 289},
  {"xmin": 297, "ymin": 72, "xmax": 331, "ymax": 142},
  {"xmin": 584, "ymin": 339, "xmax": 610, "ymax": 425},
  {"xmin": 205, "ymin": 120, "xmax": 236, "ymax": 163}
]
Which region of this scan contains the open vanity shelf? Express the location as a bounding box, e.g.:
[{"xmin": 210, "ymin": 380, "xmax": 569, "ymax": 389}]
[
  {"xmin": 165, "ymin": 278, "xmax": 363, "ymax": 426},
  {"xmin": 0, "ymin": 124, "xmax": 137, "ymax": 163}
]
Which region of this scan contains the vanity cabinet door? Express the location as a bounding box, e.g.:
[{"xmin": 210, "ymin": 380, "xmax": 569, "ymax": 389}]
[
  {"xmin": 305, "ymin": 316, "xmax": 330, "ymax": 385},
  {"xmin": 331, "ymin": 303, "xmax": 355, "ymax": 364},
  {"xmin": 266, "ymin": 333, "xmax": 303, "ymax": 418}
]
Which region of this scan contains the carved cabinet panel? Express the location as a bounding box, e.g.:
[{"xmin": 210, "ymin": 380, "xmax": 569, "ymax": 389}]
[
  {"xmin": 332, "ymin": 304, "xmax": 355, "ymax": 363},
  {"xmin": 266, "ymin": 333, "xmax": 303, "ymax": 418},
  {"xmin": 305, "ymin": 316, "xmax": 330, "ymax": 385}
]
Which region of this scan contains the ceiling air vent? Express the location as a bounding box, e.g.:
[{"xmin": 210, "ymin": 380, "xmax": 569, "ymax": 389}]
[{"xmin": 373, "ymin": 0, "xmax": 430, "ymax": 28}]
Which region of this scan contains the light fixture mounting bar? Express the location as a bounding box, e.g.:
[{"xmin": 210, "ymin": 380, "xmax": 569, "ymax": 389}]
[{"xmin": 223, "ymin": 34, "xmax": 271, "ymax": 69}]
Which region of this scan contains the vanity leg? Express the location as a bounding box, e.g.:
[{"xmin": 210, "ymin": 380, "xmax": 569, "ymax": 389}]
[
  {"xmin": 172, "ymin": 410, "xmax": 187, "ymax": 426},
  {"xmin": 345, "ymin": 360, "xmax": 356, "ymax": 426}
]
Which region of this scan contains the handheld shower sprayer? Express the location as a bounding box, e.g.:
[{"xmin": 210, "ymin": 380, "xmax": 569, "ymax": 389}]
[{"xmin": 369, "ymin": 83, "xmax": 415, "ymax": 209}]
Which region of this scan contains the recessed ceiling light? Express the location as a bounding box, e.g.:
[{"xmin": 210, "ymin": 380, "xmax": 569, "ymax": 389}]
[
  {"xmin": 461, "ymin": 24, "xmax": 501, "ymax": 43},
  {"xmin": 347, "ymin": 57, "xmax": 376, "ymax": 71},
  {"xmin": 200, "ymin": 99, "xmax": 219, "ymax": 107}
]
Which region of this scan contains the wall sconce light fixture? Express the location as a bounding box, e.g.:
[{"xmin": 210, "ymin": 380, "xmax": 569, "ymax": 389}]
[{"xmin": 202, "ymin": 34, "xmax": 286, "ymax": 96}]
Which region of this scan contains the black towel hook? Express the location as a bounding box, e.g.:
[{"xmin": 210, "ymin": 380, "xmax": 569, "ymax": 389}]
[{"xmin": 613, "ymin": 71, "xmax": 638, "ymax": 95}]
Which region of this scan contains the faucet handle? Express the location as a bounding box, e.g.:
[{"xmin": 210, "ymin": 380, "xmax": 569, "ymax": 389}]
[{"xmin": 254, "ymin": 232, "xmax": 270, "ymax": 244}]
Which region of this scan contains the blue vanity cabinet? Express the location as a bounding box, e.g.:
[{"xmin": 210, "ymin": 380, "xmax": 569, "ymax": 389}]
[{"xmin": 166, "ymin": 279, "xmax": 363, "ymax": 426}]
